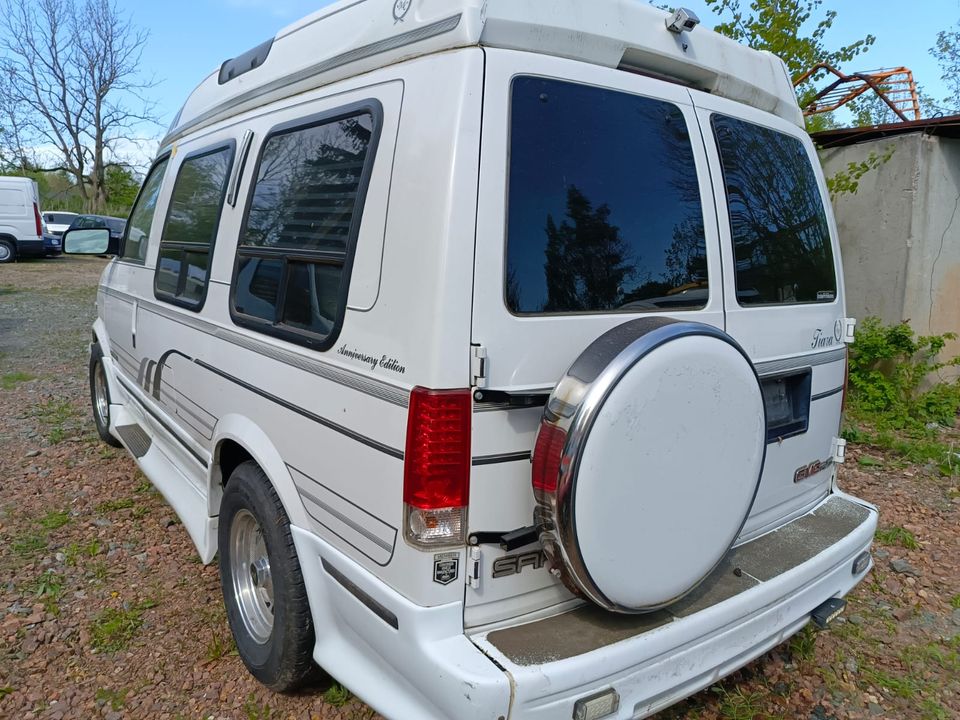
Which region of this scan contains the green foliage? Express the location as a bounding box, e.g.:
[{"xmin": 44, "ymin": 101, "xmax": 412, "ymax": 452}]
[
  {"xmin": 930, "ymin": 21, "xmax": 960, "ymax": 114},
  {"xmin": 710, "ymin": 684, "xmax": 767, "ymax": 720},
  {"xmin": 323, "ymin": 683, "xmax": 352, "ymax": 707},
  {"xmin": 950, "ymin": 595, "xmax": 960, "ymax": 609},
  {"xmin": 29, "ymin": 570, "xmax": 65, "ymax": 614},
  {"xmin": 1, "ymin": 372, "xmax": 34, "ymax": 390},
  {"xmin": 90, "ymin": 600, "xmax": 157, "ymax": 652},
  {"xmin": 12, "ymin": 532, "xmax": 47, "ymax": 558},
  {"xmin": 826, "ymin": 146, "xmax": 895, "ymax": 199},
  {"xmin": 243, "ymin": 694, "xmax": 272, "ymax": 720},
  {"xmin": 875, "ymin": 526, "xmax": 920, "ymax": 550},
  {"xmin": 788, "ymin": 624, "xmax": 818, "ymax": 663},
  {"xmin": 104, "ymin": 165, "xmax": 141, "ymax": 210},
  {"xmin": 705, "ymin": 0, "xmax": 874, "ymax": 122},
  {"xmin": 94, "ymin": 687, "xmax": 128, "ymax": 711},
  {"xmin": 95, "ymin": 498, "xmax": 135, "ymax": 513},
  {"xmin": 37, "ymin": 510, "xmax": 70, "ymax": 530},
  {"xmin": 847, "ymin": 318, "xmax": 960, "ymax": 429}
]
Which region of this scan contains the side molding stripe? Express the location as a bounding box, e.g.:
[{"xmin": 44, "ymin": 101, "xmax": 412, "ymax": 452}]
[{"xmin": 321, "ymin": 557, "xmax": 399, "ymax": 630}]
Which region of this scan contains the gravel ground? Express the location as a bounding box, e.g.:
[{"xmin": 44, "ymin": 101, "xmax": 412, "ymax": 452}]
[{"xmin": 1, "ymin": 257, "xmax": 958, "ymax": 720}]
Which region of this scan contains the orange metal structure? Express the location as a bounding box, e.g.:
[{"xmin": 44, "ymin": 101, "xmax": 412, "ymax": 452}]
[{"xmin": 793, "ymin": 64, "xmax": 921, "ymax": 122}]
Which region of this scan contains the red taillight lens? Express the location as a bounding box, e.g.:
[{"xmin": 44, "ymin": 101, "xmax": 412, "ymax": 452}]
[
  {"xmin": 403, "ymin": 387, "xmax": 471, "ymax": 510},
  {"xmin": 33, "ymin": 203, "xmax": 43, "ymax": 237},
  {"xmin": 532, "ymin": 422, "xmax": 567, "ymax": 495}
]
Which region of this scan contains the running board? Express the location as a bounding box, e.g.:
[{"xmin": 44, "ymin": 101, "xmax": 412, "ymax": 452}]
[{"xmin": 115, "ymin": 423, "xmax": 152, "ymax": 458}]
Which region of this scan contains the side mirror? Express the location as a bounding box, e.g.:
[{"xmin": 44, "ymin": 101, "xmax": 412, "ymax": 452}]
[{"xmin": 63, "ymin": 228, "xmax": 112, "ymax": 255}]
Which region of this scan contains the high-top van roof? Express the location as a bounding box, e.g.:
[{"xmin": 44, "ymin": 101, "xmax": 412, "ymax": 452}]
[{"xmin": 162, "ymin": 0, "xmax": 802, "ymax": 146}]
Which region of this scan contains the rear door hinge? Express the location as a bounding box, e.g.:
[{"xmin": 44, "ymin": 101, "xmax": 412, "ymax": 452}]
[
  {"xmin": 832, "ymin": 436, "xmax": 847, "ymax": 464},
  {"xmin": 842, "ymin": 317, "xmax": 857, "ymax": 344},
  {"xmin": 466, "ymin": 546, "xmax": 481, "ymax": 589},
  {"xmin": 471, "ymin": 344, "xmax": 487, "ymax": 389}
]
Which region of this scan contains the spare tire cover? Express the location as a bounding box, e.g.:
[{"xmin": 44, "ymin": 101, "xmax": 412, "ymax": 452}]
[{"xmin": 532, "ymin": 317, "xmax": 766, "ymax": 613}]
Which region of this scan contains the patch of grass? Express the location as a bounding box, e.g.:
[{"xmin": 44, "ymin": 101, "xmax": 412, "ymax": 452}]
[
  {"xmin": 323, "ymin": 683, "xmax": 352, "ymax": 707},
  {"xmin": 28, "ymin": 571, "xmax": 65, "ymax": 615},
  {"xmin": 64, "ymin": 539, "xmax": 101, "ymax": 566},
  {"xmin": 94, "ymin": 687, "xmax": 128, "ymax": 711},
  {"xmin": 920, "ymin": 698, "xmax": 950, "ymax": 720},
  {"xmin": 0, "ymin": 685, "xmax": 13, "ymax": 697},
  {"xmin": 205, "ymin": 631, "xmax": 236, "ymax": 661},
  {"xmin": 711, "ymin": 685, "xmax": 768, "ymax": 720},
  {"xmin": 875, "ymin": 526, "xmax": 920, "ymax": 550},
  {"xmin": 90, "ymin": 600, "xmax": 157, "ymax": 653},
  {"xmin": 95, "ymin": 498, "xmax": 134, "ymax": 513},
  {"xmin": 89, "ymin": 560, "xmax": 109, "ymax": 582},
  {"xmin": 860, "ymin": 664, "xmax": 923, "ymax": 699},
  {"xmin": 35, "ymin": 399, "xmax": 77, "ymax": 444},
  {"xmin": 857, "ymin": 454, "xmax": 884, "ymax": 467},
  {"xmin": 243, "ymin": 694, "xmax": 272, "ymax": 720},
  {"xmin": 134, "ymin": 477, "xmax": 154, "ymax": 493},
  {"xmin": 951, "ymin": 594, "xmax": 960, "ymax": 609},
  {"xmin": 131, "ymin": 505, "xmax": 150, "ymax": 519},
  {"xmin": 37, "ymin": 510, "xmax": 70, "ymax": 530},
  {"xmin": 0, "ymin": 286, "xmax": 16, "ymax": 295},
  {"xmin": 12, "ymin": 531, "xmax": 47, "ymax": 558},
  {"xmin": 787, "ymin": 624, "xmax": 818, "ymax": 663},
  {"xmin": 1, "ymin": 372, "xmax": 34, "ymax": 390}
]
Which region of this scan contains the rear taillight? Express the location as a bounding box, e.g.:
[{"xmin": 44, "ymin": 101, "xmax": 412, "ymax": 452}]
[
  {"xmin": 532, "ymin": 422, "xmax": 567, "ymax": 495},
  {"xmin": 33, "ymin": 203, "xmax": 43, "ymax": 237},
  {"xmin": 403, "ymin": 387, "xmax": 471, "ymax": 547}
]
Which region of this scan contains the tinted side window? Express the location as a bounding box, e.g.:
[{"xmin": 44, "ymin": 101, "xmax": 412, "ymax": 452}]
[
  {"xmin": 154, "ymin": 147, "xmax": 232, "ymax": 309},
  {"xmin": 232, "ymin": 107, "xmax": 378, "ymax": 349},
  {"xmin": 711, "ymin": 115, "xmax": 837, "ymax": 305},
  {"xmin": 506, "ymin": 77, "xmax": 708, "ymax": 315}
]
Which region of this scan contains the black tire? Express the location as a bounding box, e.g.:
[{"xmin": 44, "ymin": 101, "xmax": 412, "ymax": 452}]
[
  {"xmin": 219, "ymin": 461, "xmax": 318, "ymax": 692},
  {"xmin": 89, "ymin": 343, "xmax": 122, "ymax": 447},
  {"xmin": 0, "ymin": 239, "xmax": 15, "ymax": 264}
]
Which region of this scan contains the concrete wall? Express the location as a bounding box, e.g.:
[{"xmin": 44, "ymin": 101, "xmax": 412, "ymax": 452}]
[{"xmin": 820, "ymin": 133, "xmax": 960, "ymax": 371}]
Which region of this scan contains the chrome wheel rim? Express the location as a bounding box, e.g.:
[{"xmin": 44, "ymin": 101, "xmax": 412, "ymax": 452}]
[
  {"xmin": 0, "ymin": 244, "xmax": 11, "ymax": 262},
  {"xmin": 230, "ymin": 509, "xmax": 274, "ymax": 644},
  {"xmin": 93, "ymin": 362, "xmax": 109, "ymax": 427}
]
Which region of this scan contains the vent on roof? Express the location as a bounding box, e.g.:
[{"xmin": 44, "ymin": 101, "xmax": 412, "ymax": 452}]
[{"xmin": 219, "ymin": 37, "xmax": 274, "ymax": 85}]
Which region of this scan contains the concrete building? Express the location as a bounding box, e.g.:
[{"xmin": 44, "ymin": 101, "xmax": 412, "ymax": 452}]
[{"xmin": 814, "ymin": 117, "xmax": 960, "ymax": 369}]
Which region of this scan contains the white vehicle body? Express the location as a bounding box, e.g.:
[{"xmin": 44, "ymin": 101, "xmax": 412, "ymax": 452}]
[
  {"xmin": 0, "ymin": 176, "xmax": 45, "ymax": 261},
  {"xmin": 84, "ymin": 2, "xmax": 878, "ymax": 719}
]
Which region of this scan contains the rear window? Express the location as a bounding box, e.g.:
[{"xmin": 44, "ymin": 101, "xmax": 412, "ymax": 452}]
[
  {"xmin": 711, "ymin": 115, "xmax": 837, "ymax": 306},
  {"xmin": 505, "ymin": 77, "xmax": 708, "ymax": 315}
]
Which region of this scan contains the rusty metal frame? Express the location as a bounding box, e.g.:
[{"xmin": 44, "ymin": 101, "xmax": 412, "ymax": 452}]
[{"xmin": 794, "ymin": 63, "xmax": 921, "ymax": 122}]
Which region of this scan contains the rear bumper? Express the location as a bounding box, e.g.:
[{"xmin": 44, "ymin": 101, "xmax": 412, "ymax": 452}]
[
  {"xmin": 16, "ymin": 238, "xmax": 44, "ymax": 257},
  {"xmin": 292, "ymin": 491, "xmax": 875, "ymax": 720},
  {"xmin": 471, "ymin": 491, "xmax": 878, "ymax": 719}
]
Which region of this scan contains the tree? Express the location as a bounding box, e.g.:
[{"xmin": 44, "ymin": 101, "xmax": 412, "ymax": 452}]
[
  {"xmin": 705, "ymin": 0, "xmax": 875, "ymax": 131},
  {"xmin": 103, "ymin": 165, "xmax": 141, "ymax": 210},
  {"xmin": 930, "ymin": 21, "xmax": 960, "ymax": 114},
  {"xmin": 0, "ymin": 0, "xmax": 156, "ymax": 212}
]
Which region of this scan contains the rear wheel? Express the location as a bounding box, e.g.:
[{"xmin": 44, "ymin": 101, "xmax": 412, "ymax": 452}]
[
  {"xmin": 219, "ymin": 461, "xmax": 318, "ymax": 692},
  {"xmin": 0, "ymin": 239, "xmax": 15, "ymax": 263},
  {"xmin": 89, "ymin": 343, "xmax": 122, "ymax": 447}
]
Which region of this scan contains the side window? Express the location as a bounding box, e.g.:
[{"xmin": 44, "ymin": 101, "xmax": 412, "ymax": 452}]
[
  {"xmin": 231, "ymin": 105, "xmax": 380, "ymax": 350},
  {"xmin": 154, "ymin": 145, "xmax": 233, "ymax": 310},
  {"xmin": 122, "ymin": 158, "xmax": 168, "ymax": 262},
  {"xmin": 711, "ymin": 114, "xmax": 836, "ymax": 306},
  {"xmin": 505, "ymin": 77, "xmax": 707, "ymax": 315}
]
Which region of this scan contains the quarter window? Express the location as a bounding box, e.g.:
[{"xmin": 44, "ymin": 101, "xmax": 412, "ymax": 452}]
[
  {"xmin": 711, "ymin": 114, "xmax": 837, "ymax": 306},
  {"xmin": 506, "ymin": 77, "xmax": 708, "ymax": 315},
  {"xmin": 231, "ymin": 107, "xmax": 379, "ymax": 349},
  {"xmin": 154, "ymin": 146, "xmax": 233, "ymax": 309},
  {"xmin": 122, "ymin": 157, "xmax": 168, "ymax": 263}
]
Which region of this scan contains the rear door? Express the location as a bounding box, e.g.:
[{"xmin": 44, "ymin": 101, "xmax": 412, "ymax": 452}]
[
  {"xmin": 467, "ymin": 49, "xmax": 725, "ymax": 625},
  {"xmin": 690, "ymin": 91, "xmax": 848, "ymax": 539}
]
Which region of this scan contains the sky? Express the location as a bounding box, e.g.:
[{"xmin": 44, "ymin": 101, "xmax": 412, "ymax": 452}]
[{"xmin": 117, "ymin": 0, "xmax": 960, "ymax": 163}]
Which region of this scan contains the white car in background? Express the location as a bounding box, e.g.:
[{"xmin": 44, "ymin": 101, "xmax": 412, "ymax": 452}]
[{"xmin": 42, "ymin": 211, "xmax": 79, "ymax": 237}]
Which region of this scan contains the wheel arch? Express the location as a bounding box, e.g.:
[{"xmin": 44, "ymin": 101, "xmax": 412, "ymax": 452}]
[{"xmin": 209, "ymin": 414, "xmax": 310, "ymax": 530}]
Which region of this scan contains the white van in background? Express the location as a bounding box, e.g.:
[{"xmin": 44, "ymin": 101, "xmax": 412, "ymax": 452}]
[
  {"xmin": 65, "ymin": 1, "xmax": 879, "ymax": 718},
  {"xmin": 0, "ymin": 176, "xmax": 46, "ymax": 263}
]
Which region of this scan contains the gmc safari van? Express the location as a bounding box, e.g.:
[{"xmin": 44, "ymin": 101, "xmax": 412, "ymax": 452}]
[{"xmin": 64, "ymin": 1, "xmax": 878, "ymax": 718}]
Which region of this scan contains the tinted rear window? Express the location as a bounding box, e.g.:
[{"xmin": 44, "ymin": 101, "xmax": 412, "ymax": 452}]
[
  {"xmin": 506, "ymin": 77, "xmax": 708, "ymax": 315},
  {"xmin": 711, "ymin": 115, "xmax": 836, "ymax": 305}
]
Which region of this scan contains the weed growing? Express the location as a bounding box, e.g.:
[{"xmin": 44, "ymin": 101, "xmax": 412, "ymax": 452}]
[
  {"xmin": 95, "ymin": 498, "xmax": 134, "ymax": 513},
  {"xmin": 323, "ymin": 683, "xmax": 352, "ymax": 707},
  {"xmin": 37, "ymin": 510, "xmax": 70, "ymax": 530},
  {"xmin": 875, "ymin": 526, "xmax": 920, "ymax": 550},
  {"xmin": 90, "ymin": 600, "xmax": 158, "ymax": 652},
  {"xmin": 1, "ymin": 372, "xmax": 34, "ymax": 390}
]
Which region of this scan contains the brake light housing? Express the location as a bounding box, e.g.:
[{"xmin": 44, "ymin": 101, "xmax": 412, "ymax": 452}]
[
  {"xmin": 403, "ymin": 387, "xmax": 471, "ymax": 548},
  {"xmin": 33, "ymin": 203, "xmax": 43, "ymax": 238}
]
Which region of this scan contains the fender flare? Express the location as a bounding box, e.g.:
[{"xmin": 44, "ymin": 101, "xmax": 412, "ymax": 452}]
[{"xmin": 208, "ymin": 414, "xmax": 310, "ymax": 528}]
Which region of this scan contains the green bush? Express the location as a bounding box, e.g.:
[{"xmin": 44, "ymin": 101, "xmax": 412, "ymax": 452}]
[{"xmin": 847, "ymin": 317, "xmax": 960, "ymax": 429}]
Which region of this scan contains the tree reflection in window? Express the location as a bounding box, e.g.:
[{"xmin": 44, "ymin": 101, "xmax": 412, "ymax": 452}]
[
  {"xmin": 711, "ymin": 115, "xmax": 836, "ymax": 306},
  {"xmin": 506, "ymin": 77, "xmax": 708, "ymax": 315}
]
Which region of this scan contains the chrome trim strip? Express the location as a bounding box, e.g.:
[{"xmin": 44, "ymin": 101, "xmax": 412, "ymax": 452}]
[
  {"xmin": 162, "ymin": 13, "xmax": 462, "ymax": 146},
  {"xmin": 100, "ymin": 286, "xmax": 409, "ymax": 407},
  {"xmin": 755, "ymin": 347, "xmax": 846, "ymax": 376},
  {"xmin": 472, "ymin": 451, "xmax": 531, "ymax": 466}
]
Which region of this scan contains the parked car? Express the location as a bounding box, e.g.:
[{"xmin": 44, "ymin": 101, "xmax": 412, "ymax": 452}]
[
  {"xmin": 67, "ymin": 214, "xmax": 126, "ymax": 243},
  {"xmin": 43, "ymin": 233, "xmax": 62, "ymax": 256},
  {"xmin": 0, "ymin": 176, "xmax": 45, "ymax": 263},
  {"xmin": 42, "ymin": 211, "xmax": 79, "ymax": 237},
  {"xmin": 65, "ymin": 2, "xmax": 878, "ymax": 719}
]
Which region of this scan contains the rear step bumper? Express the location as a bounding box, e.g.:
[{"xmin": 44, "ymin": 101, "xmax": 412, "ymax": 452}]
[{"xmin": 469, "ymin": 492, "xmax": 877, "ymax": 720}]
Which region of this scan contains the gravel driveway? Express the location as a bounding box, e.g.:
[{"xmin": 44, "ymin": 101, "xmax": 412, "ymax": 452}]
[{"xmin": 1, "ymin": 257, "xmax": 957, "ymax": 719}]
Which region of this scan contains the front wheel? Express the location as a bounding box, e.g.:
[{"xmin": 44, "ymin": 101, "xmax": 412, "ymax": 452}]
[
  {"xmin": 89, "ymin": 343, "xmax": 122, "ymax": 447},
  {"xmin": 219, "ymin": 461, "xmax": 318, "ymax": 692}
]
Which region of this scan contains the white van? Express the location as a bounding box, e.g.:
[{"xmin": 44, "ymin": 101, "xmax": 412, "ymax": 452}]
[
  {"xmin": 65, "ymin": 2, "xmax": 878, "ymax": 718},
  {"xmin": 0, "ymin": 176, "xmax": 46, "ymax": 262}
]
